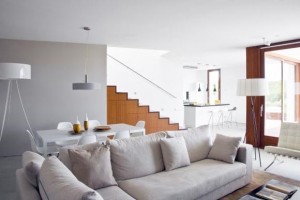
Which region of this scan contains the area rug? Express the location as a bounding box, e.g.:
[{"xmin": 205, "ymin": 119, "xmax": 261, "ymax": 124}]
[{"xmin": 220, "ymin": 170, "xmax": 300, "ymax": 200}]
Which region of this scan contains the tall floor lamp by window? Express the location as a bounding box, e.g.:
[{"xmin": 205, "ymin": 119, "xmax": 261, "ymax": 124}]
[
  {"xmin": 237, "ymin": 78, "xmax": 268, "ymax": 167},
  {"xmin": 0, "ymin": 63, "xmax": 31, "ymax": 142}
]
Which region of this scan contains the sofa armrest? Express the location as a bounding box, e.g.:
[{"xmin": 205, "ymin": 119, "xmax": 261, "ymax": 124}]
[
  {"xmin": 16, "ymin": 169, "xmax": 41, "ymax": 200},
  {"xmin": 235, "ymin": 144, "xmax": 253, "ymax": 184}
]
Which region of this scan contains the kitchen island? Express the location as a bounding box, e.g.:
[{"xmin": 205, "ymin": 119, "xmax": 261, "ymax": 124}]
[{"xmin": 184, "ymin": 104, "xmax": 230, "ymax": 128}]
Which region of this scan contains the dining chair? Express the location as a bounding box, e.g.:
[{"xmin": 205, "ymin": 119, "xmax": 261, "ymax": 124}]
[
  {"xmin": 113, "ymin": 130, "xmax": 130, "ymax": 140},
  {"xmin": 55, "ymin": 122, "xmax": 78, "ymax": 147},
  {"xmin": 25, "ymin": 130, "xmax": 58, "ymax": 156},
  {"xmin": 77, "ymin": 133, "xmax": 97, "ymax": 145},
  {"xmin": 135, "ymin": 120, "xmax": 145, "ymax": 128},
  {"xmin": 57, "ymin": 122, "xmax": 73, "ymax": 130},
  {"xmin": 88, "ymin": 120, "xmax": 101, "ymax": 129},
  {"xmin": 130, "ymin": 120, "xmax": 146, "ymax": 137}
]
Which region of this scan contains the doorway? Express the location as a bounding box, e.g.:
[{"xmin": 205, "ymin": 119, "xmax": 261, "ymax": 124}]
[{"xmin": 264, "ymin": 51, "xmax": 300, "ymax": 138}]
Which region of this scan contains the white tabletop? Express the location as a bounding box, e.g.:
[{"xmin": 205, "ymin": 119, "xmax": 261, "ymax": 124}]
[{"xmin": 37, "ymin": 123, "xmax": 145, "ymax": 157}]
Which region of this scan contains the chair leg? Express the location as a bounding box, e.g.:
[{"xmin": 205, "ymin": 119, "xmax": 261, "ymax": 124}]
[{"xmin": 264, "ymin": 154, "xmax": 284, "ymax": 171}]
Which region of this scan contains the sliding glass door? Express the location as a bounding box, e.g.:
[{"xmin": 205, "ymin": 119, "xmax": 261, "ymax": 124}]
[{"xmin": 264, "ymin": 56, "xmax": 299, "ymax": 137}]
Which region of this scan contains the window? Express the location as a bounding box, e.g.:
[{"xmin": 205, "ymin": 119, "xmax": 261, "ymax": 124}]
[{"xmin": 207, "ymin": 69, "xmax": 221, "ymax": 104}]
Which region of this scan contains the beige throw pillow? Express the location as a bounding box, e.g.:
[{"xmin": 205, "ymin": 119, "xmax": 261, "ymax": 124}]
[
  {"xmin": 207, "ymin": 134, "xmax": 242, "ymax": 164},
  {"xmin": 39, "ymin": 156, "xmax": 103, "ymax": 200},
  {"xmin": 167, "ymin": 125, "xmax": 212, "ymax": 162},
  {"xmin": 68, "ymin": 145, "xmax": 117, "ymax": 190},
  {"xmin": 22, "ymin": 151, "xmax": 45, "ymax": 187},
  {"xmin": 160, "ymin": 136, "xmax": 191, "ymax": 171},
  {"xmin": 58, "ymin": 142, "xmax": 101, "ymax": 170}
]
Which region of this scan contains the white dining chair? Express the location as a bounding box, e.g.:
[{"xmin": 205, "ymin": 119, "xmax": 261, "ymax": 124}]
[
  {"xmin": 78, "ymin": 133, "xmax": 97, "ymax": 145},
  {"xmin": 113, "ymin": 130, "xmax": 130, "ymax": 140},
  {"xmin": 88, "ymin": 120, "xmax": 101, "ymax": 129},
  {"xmin": 130, "ymin": 121, "xmax": 146, "ymax": 137},
  {"xmin": 55, "ymin": 122, "xmax": 78, "ymax": 147},
  {"xmin": 57, "ymin": 122, "xmax": 73, "ymax": 130},
  {"xmin": 25, "ymin": 130, "xmax": 58, "ymax": 156}
]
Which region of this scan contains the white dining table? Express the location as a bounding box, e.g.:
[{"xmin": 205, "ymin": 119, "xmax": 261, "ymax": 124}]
[{"xmin": 37, "ymin": 123, "xmax": 145, "ymax": 157}]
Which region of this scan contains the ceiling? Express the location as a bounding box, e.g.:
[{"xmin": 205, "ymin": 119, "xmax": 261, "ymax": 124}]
[{"xmin": 0, "ymin": 0, "xmax": 300, "ymax": 68}]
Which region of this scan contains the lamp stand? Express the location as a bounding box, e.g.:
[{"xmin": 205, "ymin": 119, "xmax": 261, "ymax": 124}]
[
  {"xmin": 250, "ymin": 96, "xmax": 262, "ymax": 167},
  {"xmin": 0, "ymin": 80, "xmax": 33, "ymax": 142}
]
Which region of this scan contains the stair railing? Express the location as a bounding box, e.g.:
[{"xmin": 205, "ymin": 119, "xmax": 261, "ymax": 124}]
[{"xmin": 107, "ymin": 54, "xmax": 177, "ymax": 99}]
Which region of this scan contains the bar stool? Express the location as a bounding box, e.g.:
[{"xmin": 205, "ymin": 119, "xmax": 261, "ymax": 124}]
[
  {"xmin": 207, "ymin": 110, "xmax": 215, "ymax": 128},
  {"xmin": 216, "ymin": 109, "xmax": 226, "ymax": 128},
  {"xmin": 226, "ymin": 107, "xmax": 238, "ymax": 127}
]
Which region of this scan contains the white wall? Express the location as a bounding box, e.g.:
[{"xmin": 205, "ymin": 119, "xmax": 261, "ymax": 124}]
[
  {"xmin": 183, "ymin": 66, "xmax": 246, "ymax": 123},
  {"xmin": 108, "ymin": 47, "xmax": 184, "ymax": 126},
  {"xmin": 0, "ymin": 39, "xmax": 107, "ymax": 156},
  {"xmin": 221, "ymin": 66, "xmax": 246, "ymax": 123},
  {"xmin": 108, "ymin": 47, "xmax": 247, "ymax": 127}
]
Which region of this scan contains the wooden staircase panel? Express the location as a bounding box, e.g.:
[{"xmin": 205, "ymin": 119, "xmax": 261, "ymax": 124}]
[{"xmin": 107, "ymin": 86, "xmax": 180, "ymax": 134}]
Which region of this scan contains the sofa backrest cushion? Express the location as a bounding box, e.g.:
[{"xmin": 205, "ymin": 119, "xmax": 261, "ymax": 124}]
[
  {"xmin": 68, "ymin": 144, "xmax": 117, "ymax": 190},
  {"xmin": 39, "ymin": 156, "xmax": 104, "ymax": 200},
  {"xmin": 166, "ymin": 125, "xmax": 212, "ymax": 162},
  {"xmin": 109, "ymin": 132, "xmax": 166, "ymax": 181},
  {"xmin": 58, "ymin": 142, "xmax": 101, "ymax": 170},
  {"xmin": 22, "ymin": 151, "xmax": 45, "ymax": 187}
]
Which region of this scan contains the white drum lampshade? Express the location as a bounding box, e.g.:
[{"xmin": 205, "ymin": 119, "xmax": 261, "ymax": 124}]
[
  {"xmin": 237, "ymin": 78, "xmax": 268, "ymax": 96},
  {"xmin": 0, "ymin": 63, "xmax": 31, "ymax": 80}
]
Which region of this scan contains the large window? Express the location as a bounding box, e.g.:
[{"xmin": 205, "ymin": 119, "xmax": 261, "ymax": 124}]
[
  {"xmin": 207, "ymin": 69, "xmax": 221, "ymax": 104},
  {"xmin": 265, "ymin": 55, "xmax": 299, "ymax": 137}
]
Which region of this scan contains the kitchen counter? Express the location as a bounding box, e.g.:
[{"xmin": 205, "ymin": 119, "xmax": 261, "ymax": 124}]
[{"xmin": 184, "ymin": 103, "xmax": 230, "ymax": 128}]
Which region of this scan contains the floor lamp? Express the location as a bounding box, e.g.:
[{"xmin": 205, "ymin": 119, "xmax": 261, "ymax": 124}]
[
  {"xmin": 0, "ymin": 63, "xmax": 31, "ymax": 143},
  {"xmin": 237, "ymin": 78, "xmax": 268, "ymax": 167}
]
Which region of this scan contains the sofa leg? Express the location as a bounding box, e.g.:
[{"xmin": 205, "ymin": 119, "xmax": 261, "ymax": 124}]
[{"xmin": 264, "ymin": 154, "xmax": 284, "ymax": 171}]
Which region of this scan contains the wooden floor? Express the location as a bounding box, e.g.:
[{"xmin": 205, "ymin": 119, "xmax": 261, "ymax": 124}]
[{"xmin": 221, "ymin": 170, "xmax": 300, "ymax": 200}]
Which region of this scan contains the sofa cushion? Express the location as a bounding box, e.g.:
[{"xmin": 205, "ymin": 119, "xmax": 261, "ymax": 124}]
[
  {"xmin": 96, "ymin": 186, "xmax": 135, "ymax": 200},
  {"xmin": 68, "ymin": 144, "xmax": 117, "ymax": 190},
  {"xmin": 208, "ymin": 134, "xmax": 242, "ymax": 164},
  {"xmin": 167, "ymin": 125, "xmax": 212, "ymax": 162},
  {"xmin": 109, "ymin": 131, "xmax": 166, "ymax": 181},
  {"xmin": 58, "ymin": 142, "xmax": 101, "ymax": 169},
  {"xmin": 118, "ymin": 159, "xmax": 246, "ymax": 200},
  {"xmin": 22, "ymin": 151, "xmax": 45, "ymax": 187},
  {"xmin": 160, "ymin": 136, "xmax": 190, "ymax": 171},
  {"xmin": 39, "ymin": 156, "xmax": 104, "ymax": 200}
]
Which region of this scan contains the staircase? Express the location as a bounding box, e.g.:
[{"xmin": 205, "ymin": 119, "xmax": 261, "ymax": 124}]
[{"xmin": 107, "ymin": 86, "xmax": 180, "ymax": 134}]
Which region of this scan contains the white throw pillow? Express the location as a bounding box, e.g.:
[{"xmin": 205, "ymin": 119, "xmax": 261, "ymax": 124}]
[
  {"xmin": 39, "ymin": 156, "xmax": 104, "ymax": 200},
  {"xmin": 167, "ymin": 125, "xmax": 212, "ymax": 162},
  {"xmin": 22, "ymin": 151, "xmax": 45, "ymax": 187},
  {"xmin": 207, "ymin": 134, "xmax": 242, "ymax": 164},
  {"xmin": 160, "ymin": 136, "xmax": 191, "ymax": 171}
]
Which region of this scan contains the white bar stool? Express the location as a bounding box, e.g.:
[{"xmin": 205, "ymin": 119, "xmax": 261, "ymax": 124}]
[{"xmin": 226, "ymin": 107, "xmax": 238, "ymax": 127}]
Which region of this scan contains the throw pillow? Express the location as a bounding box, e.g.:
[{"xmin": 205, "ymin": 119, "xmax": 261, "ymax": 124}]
[
  {"xmin": 22, "ymin": 151, "xmax": 45, "ymax": 187},
  {"xmin": 58, "ymin": 142, "xmax": 101, "ymax": 169},
  {"xmin": 207, "ymin": 134, "xmax": 242, "ymax": 164},
  {"xmin": 39, "ymin": 156, "xmax": 103, "ymax": 200},
  {"xmin": 160, "ymin": 136, "xmax": 191, "ymax": 171},
  {"xmin": 166, "ymin": 125, "xmax": 212, "ymax": 162},
  {"xmin": 68, "ymin": 144, "xmax": 117, "ymax": 190}
]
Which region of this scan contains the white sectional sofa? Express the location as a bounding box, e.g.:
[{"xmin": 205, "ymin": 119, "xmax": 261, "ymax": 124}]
[{"xmin": 16, "ymin": 126, "xmax": 252, "ymax": 200}]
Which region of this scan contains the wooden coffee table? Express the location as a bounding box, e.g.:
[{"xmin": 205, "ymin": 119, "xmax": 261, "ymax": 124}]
[{"xmin": 221, "ymin": 170, "xmax": 300, "ymax": 200}]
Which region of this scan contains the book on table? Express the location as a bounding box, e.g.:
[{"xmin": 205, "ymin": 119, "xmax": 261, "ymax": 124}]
[{"xmin": 255, "ymin": 180, "xmax": 297, "ymax": 200}]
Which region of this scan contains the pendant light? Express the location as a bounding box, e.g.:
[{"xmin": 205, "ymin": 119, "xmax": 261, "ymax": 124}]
[
  {"xmin": 198, "ymin": 83, "xmax": 201, "ymax": 92},
  {"xmin": 72, "ymin": 27, "xmax": 100, "ymax": 90}
]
